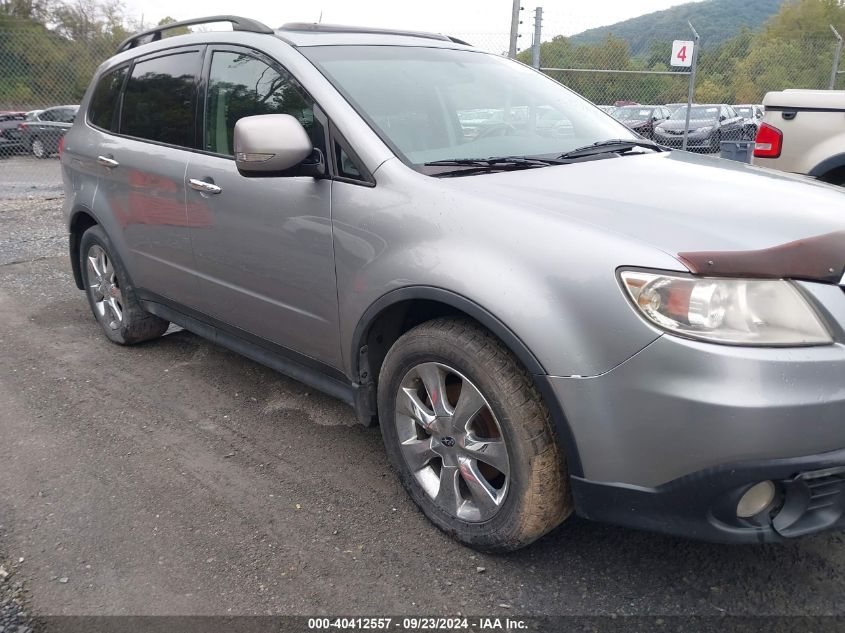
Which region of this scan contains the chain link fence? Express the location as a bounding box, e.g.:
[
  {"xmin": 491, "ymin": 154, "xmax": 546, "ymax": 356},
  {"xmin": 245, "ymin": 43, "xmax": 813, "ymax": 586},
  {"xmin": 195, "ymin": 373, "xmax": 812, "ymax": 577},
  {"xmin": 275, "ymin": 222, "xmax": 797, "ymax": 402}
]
[
  {"xmin": 2, "ymin": 21, "xmax": 844, "ymax": 196},
  {"xmin": 1, "ymin": 25, "xmax": 104, "ymax": 197}
]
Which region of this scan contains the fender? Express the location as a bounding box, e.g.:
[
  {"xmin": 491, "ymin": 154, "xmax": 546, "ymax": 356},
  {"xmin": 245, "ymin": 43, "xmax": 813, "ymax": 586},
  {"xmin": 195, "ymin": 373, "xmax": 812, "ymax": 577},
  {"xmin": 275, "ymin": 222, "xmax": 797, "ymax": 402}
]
[
  {"xmin": 68, "ymin": 204, "xmax": 102, "ymax": 290},
  {"xmin": 351, "ymin": 286, "xmax": 584, "ymax": 477},
  {"xmin": 808, "ymin": 152, "xmax": 845, "ymax": 179}
]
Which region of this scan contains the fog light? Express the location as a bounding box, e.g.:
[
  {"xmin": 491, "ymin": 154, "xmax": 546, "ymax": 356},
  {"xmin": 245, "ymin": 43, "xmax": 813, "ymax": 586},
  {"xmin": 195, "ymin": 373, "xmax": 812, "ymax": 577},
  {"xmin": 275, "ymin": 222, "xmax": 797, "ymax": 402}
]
[{"xmin": 736, "ymin": 481, "xmax": 776, "ymax": 518}]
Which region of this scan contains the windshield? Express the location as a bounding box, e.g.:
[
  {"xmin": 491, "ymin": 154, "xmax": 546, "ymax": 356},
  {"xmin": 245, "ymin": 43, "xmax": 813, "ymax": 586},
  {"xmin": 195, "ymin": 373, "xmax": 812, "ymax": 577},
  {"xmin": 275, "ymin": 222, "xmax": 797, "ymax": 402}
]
[
  {"xmin": 735, "ymin": 107, "xmax": 753, "ymax": 117},
  {"xmin": 301, "ymin": 45, "xmax": 635, "ymax": 165},
  {"xmin": 670, "ymin": 106, "xmax": 720, "ymax": 121},
  {"xmin": 614, "ymin": 107, "xmax": 653, "ymax": 121}
]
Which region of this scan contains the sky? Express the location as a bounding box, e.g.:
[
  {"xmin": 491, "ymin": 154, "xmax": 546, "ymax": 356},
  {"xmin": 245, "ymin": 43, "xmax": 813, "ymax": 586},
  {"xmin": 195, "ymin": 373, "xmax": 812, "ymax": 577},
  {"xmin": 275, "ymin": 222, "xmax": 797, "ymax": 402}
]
[{"xmin": 121, "ymin": 0, "xmax": 705, "ymax": 41}]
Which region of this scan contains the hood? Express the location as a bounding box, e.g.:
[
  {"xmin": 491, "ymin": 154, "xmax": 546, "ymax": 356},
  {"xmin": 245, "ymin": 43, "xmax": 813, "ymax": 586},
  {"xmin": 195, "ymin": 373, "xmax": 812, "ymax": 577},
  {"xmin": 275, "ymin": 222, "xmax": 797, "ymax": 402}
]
[
  {"xmin": 659, "ymin": 118, "xmax": 716, "ymax": 131},
  {"xmin": 446, "ymin": 151, "xmax": 845, "ymax": 282},
  {"xmin": 622, "ymin": 120, "xmax": 650, "ymax": 129}
]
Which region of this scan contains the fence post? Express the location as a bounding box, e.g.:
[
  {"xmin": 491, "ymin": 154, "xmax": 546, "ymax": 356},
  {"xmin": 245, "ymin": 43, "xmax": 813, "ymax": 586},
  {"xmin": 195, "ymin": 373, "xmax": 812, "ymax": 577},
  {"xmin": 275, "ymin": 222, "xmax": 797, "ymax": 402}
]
[
  {"xmin": 532, "ymin": 7, "xmax": 543, "ymax": 70},
  {"xmin": 682, "ymin": 21, "xmax": 701, "ymax": 152},
  {"xmin": 831, "ymin": 25, "xmax": 843, "ymax": 90},
  {"xmin": 508, "ymin": 0, "xmax": 521, "ymax": 59}
]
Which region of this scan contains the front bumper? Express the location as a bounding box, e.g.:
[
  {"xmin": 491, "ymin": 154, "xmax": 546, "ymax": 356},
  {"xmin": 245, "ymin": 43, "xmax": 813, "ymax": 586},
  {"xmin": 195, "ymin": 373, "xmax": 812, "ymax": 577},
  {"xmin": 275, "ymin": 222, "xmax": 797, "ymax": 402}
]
[
  {"xmin": 571, "ymin": 452, "xmax": 845, "ymax": 543},
  {"xmin": 653, "ymin": 131, "xmax": 714, "ymax": 149},
  {"xmin": 544, "ymin": 281, "xmax": 845, "ymax": 542}
]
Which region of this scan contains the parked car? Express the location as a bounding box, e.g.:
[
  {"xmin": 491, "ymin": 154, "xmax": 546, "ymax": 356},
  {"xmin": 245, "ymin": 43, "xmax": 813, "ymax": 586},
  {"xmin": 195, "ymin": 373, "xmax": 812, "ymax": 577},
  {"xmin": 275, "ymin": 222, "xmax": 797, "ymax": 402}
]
[
  {"xmin": 612, "ymin": 105, "xmax": 672, "ymax": 139},
  {"xmin": 734, "ymin": 104, "xmax": 765, "ymax": 140},
  {"xmin": 63, "ymin": 16, "xmax": 845, "ymax": 551},
  {"xmin": 752, "ymin": 90, "xmax": 845, "ymax": 186},
  {"xmin": 19, "ymin": 105, "xmax": 79, "ymax": 158},
  {"xmin": 596, "ymin": 105, "xmax": 616, "ymax": 115},
  {"xmin": 653, "ymin": 104, "xmax": 745, "ymax": 151},
  {"xmin": 0, "ymin": 111, "xmax": 26, "ymax": 155}
]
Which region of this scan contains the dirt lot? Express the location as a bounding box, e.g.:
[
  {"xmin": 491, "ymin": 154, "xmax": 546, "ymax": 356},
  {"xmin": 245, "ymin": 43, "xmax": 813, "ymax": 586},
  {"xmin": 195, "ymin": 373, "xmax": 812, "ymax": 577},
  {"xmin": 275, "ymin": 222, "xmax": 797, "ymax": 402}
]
[
  {"xmin": 0, "ymin": 156, "xmax": 63, "ymax": 199},
  {"xmin": 1, "ymin": 196, "xmax": 845, "ymax": 622}
]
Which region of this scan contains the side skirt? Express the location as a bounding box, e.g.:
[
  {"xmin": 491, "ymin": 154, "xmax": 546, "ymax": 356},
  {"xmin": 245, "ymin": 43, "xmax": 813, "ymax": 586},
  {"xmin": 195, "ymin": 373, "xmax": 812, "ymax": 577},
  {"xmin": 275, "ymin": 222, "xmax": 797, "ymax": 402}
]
[{"xmin": 138, "ymin": 292, "xmax": 365, "ymax": 417}]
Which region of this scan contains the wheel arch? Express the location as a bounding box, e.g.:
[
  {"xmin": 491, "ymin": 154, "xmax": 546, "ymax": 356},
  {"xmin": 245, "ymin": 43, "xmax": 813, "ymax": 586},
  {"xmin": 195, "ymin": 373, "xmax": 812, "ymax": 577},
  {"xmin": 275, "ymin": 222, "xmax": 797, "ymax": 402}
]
[
  {"xmin": 351, "ymin": 287, "xmax": 545, "ymax": 382},
  {"xmin": 69, "ymin": 207, "xmax": 100, "ymax": 289},
  {"xmin": 808, "ymin": 153, "xmax": 845, "ymax": 184},
  {"xmin": 351, "ymin": 286, "xmax": 584, "ymax": 477}
]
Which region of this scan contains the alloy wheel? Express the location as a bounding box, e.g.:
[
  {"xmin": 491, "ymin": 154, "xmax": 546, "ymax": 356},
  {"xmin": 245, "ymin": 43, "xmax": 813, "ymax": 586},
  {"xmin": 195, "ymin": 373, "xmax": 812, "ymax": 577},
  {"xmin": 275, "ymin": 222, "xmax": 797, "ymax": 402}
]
[
  {"xmin": 31, "ymin": 138, "xmax": 46, "ymax": 158},
  {"xmin": 86, "ymin": 245, "xmax": 123, "ymax": 331},
  {"xmin": 395, "ymin": 362, "xmax": 510, "ymax": 522}
]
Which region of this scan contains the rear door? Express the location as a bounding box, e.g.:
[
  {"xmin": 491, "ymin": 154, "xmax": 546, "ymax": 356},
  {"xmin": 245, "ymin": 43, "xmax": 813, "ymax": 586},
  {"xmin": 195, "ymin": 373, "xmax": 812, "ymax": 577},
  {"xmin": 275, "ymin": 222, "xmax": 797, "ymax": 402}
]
[
  {"xmin": 184, "ymin": 45, "xmax": 341, "ymax": 368},
  {"xmin": 94, "ymin": 47, "xmax": 204, "ymax": 306}
]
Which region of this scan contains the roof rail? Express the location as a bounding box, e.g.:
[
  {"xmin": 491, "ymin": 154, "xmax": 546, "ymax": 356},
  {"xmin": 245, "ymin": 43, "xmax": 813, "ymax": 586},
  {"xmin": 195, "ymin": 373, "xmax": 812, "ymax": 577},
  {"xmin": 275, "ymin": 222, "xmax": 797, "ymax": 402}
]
[
  {"xmin": 117, "ymin": 15, "xmax": 274, "ymax": 53},
  {"xmin": 279, "ymin": 22, "xmax": 452, "ymax": 43}
]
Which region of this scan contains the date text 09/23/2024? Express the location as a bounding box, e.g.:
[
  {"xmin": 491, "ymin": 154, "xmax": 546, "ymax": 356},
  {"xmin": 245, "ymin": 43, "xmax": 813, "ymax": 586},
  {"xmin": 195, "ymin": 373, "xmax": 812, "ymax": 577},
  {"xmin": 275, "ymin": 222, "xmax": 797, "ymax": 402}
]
[{"xmin": 307, "ymin": 617, "xmax": 529, "ymax": 630}]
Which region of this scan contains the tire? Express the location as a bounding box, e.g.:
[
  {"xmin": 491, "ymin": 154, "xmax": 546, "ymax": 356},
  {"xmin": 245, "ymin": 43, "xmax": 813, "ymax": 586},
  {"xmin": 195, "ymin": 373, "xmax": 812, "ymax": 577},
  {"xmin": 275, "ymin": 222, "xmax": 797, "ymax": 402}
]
[
  {"xmin": 377, "ymin": 317, "xmax": 572, "ymax": 552},
  {"xmin": 79, "ymin": 225, "xmax": 169, "ymax": 345},
  {"xmin": 31, "ymin": 137, "xmax": 48, "ymax": 159},
  {"xmin": 710, "ymin": 130, "xmax": 722, "ymax": 153}
]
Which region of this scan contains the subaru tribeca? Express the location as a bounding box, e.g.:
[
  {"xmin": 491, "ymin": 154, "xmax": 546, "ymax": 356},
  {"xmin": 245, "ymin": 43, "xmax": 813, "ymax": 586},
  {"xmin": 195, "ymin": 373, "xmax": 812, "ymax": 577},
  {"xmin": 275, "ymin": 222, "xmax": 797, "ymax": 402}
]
[{"xmin": 62, "ymin": 16, "xmax": 845, "ymax": 551}]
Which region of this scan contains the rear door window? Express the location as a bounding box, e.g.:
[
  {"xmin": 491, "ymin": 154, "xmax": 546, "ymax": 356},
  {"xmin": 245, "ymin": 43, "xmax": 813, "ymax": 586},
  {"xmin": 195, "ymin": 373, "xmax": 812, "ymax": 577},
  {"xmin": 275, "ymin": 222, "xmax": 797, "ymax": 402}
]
[
  {"xmin": 89, "ymin": 67, "xmax": 128, "ymax": 132},
  {"xmin": 121, "ymin": 50, "xmax": 201, "ymax": 147}
]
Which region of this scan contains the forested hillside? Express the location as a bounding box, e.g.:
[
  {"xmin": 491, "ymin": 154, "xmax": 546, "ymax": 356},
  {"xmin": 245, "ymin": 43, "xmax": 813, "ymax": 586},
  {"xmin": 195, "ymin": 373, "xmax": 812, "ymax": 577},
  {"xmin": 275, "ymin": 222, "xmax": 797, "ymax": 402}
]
[
  {"xmin": 0, "ymin": 0, "xmax": 178, "ymax": 108},
  {"xmin": 520, "ymin": 0, "xmax": 845, "ymax": 104},
  {"xmin": 569, "ymin": 0, "xmax": 784, "ymax": 54}
]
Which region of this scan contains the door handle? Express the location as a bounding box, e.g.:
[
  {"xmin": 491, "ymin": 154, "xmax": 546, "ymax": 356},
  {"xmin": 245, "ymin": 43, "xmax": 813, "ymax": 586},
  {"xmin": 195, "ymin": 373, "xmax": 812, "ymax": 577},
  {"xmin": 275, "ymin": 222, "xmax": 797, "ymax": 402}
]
[
  {"xmin": 189, "ymin": 178, "xmax": 222, "ymax": 195},
  {"xmin": 97, "ymin": 155, "xmax": 119, "ymax": 168}
]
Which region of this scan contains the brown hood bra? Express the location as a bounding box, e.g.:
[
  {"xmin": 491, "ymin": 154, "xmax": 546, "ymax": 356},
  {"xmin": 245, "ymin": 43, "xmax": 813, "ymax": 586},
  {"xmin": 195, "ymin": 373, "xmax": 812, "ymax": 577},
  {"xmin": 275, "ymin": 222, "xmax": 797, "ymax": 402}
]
[{"xmin": 678, "ymin": 231, "xmax": 845, "ymax": 284}]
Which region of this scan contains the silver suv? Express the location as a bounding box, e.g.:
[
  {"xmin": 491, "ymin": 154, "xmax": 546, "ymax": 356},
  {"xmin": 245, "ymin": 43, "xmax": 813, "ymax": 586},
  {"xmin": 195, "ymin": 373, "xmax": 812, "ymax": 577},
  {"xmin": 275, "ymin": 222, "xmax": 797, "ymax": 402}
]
[{"xmin": 62, "ymin": 16, "xmax": 845, "ymax": 551}]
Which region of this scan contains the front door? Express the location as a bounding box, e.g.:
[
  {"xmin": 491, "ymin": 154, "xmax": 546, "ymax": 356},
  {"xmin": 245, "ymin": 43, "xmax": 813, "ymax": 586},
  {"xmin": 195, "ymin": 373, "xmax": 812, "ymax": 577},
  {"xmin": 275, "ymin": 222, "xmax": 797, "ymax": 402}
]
[{"xmin": 185, "ymin": 47, "xmax": 341, "ymax": 368}]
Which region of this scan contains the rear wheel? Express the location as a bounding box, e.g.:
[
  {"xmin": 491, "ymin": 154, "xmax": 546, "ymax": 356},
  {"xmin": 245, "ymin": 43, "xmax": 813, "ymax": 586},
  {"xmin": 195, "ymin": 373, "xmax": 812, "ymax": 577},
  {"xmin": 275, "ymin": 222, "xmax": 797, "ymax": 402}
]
[
  {"xmin": 378, "ymin": 318, "xmax": 572, "ymax": 551},
  {"xmin": 79, "ymin": 225, "xmax": 169, "ymax": 345},
  {"xmin": 31, "ymin": 138, "xmax": 47, "ymax": 159}
]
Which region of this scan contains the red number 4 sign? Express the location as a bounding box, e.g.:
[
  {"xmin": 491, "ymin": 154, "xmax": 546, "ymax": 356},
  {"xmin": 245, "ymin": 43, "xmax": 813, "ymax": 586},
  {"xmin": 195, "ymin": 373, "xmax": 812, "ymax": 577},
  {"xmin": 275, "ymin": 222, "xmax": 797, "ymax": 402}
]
[{"xmin": 671, "ymin": 40, "xmax": 694, "ymax": 68}]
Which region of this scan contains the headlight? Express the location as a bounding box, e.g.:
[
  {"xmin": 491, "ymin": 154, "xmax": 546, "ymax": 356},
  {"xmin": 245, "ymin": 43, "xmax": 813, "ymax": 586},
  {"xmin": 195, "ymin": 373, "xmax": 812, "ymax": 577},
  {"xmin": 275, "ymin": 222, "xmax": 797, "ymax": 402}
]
[{"xmin": 619, "ymin": 270, "xmax": 832, "ymax": 346}]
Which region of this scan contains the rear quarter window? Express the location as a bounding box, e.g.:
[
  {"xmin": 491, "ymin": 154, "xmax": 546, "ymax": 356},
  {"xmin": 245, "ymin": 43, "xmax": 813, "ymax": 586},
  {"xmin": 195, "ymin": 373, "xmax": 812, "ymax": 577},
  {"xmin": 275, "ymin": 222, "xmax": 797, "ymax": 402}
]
[{"xmin": 89, "ymin": 66, "xmax": 128, "ymax": 132}]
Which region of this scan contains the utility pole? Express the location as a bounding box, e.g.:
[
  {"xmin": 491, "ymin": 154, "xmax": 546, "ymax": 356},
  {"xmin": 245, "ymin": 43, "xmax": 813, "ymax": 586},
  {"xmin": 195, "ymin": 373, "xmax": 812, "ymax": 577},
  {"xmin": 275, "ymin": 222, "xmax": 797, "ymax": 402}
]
[
  {"xmin": 508, "ymin": 0, "xmax": 522, "ymax": 59},
  {"xmin": 682, "ymin": 21, "xmax": 700, "ymax": 152},
  {"xmin": 532, "ymin": 7, "xmax": 543, "ymax": 69},
  {"xmin": 831, "ymin": 25, "xmax": 843, "ymax": 90}
]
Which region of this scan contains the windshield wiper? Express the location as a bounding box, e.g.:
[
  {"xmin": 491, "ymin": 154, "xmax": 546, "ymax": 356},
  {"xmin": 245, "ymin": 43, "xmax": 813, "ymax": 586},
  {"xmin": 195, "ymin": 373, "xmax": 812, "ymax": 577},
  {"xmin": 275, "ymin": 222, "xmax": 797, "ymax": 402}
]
[
  {"xmin": 423, "ymin": 156, "xmax": 567, "ymax": 177},
  {"xmin": 558, "ymin": 139, "xmax": 665, "ymax": 160},
  {"xmin": 425, "ymin": 156, "xmax": 565, "ymax": 168}
]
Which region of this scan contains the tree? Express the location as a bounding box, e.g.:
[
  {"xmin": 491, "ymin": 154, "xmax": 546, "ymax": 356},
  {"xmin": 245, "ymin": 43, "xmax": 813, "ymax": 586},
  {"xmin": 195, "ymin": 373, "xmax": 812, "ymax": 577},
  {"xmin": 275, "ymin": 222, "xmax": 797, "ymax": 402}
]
[{"xmin": 157, "ymin": 15, "xmax": 190, "ymax": 37}]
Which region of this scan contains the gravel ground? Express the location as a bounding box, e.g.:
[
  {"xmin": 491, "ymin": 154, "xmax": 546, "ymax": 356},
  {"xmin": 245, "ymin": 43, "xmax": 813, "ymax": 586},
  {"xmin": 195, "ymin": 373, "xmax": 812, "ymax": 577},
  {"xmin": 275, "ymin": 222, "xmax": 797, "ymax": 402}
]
[
  {"xmin": 0, "ymin": 552, "xmax": 37, "ymax": 633},
  {"xmin": 1, "ymin": 197, "xmax": 845, "ymax": 626},
  {"xmin": 0, "ymin": 157, "xmax": 63, "ymax": 200}
]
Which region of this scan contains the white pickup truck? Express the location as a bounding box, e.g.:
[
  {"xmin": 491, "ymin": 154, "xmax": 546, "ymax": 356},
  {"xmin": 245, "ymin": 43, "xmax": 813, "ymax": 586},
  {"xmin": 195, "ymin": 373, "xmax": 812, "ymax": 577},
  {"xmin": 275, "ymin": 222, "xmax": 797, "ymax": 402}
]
[{"xmin": 752, "ymin": 89, "xmax": 845, "ymax": 186}]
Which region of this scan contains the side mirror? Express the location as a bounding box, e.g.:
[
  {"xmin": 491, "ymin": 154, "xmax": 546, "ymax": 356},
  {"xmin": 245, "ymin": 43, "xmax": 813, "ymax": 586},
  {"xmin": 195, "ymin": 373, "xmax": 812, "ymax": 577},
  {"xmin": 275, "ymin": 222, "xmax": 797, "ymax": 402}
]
[
  {"xmin": 719, "ymin": 115, "xmax": 727, "ymax": 122},
  {"xmin": 234, "ymin": 114, "xmax": 314, "ymax": 175}
]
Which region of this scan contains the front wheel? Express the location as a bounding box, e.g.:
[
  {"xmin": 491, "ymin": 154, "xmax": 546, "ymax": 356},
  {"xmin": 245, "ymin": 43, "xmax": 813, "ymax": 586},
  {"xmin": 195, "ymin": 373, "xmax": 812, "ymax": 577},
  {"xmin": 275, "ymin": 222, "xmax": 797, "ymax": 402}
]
[
  {"xmin": 79, "ymin": 225, "xmax": 169, "ymax": 345},
  {"xmin": 710, "ymin": 130, "xmax": 722, "ymax": 153},
  {"xmin": 378, "ymin": 318, "xmax": 572, "ymax": 551}
]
